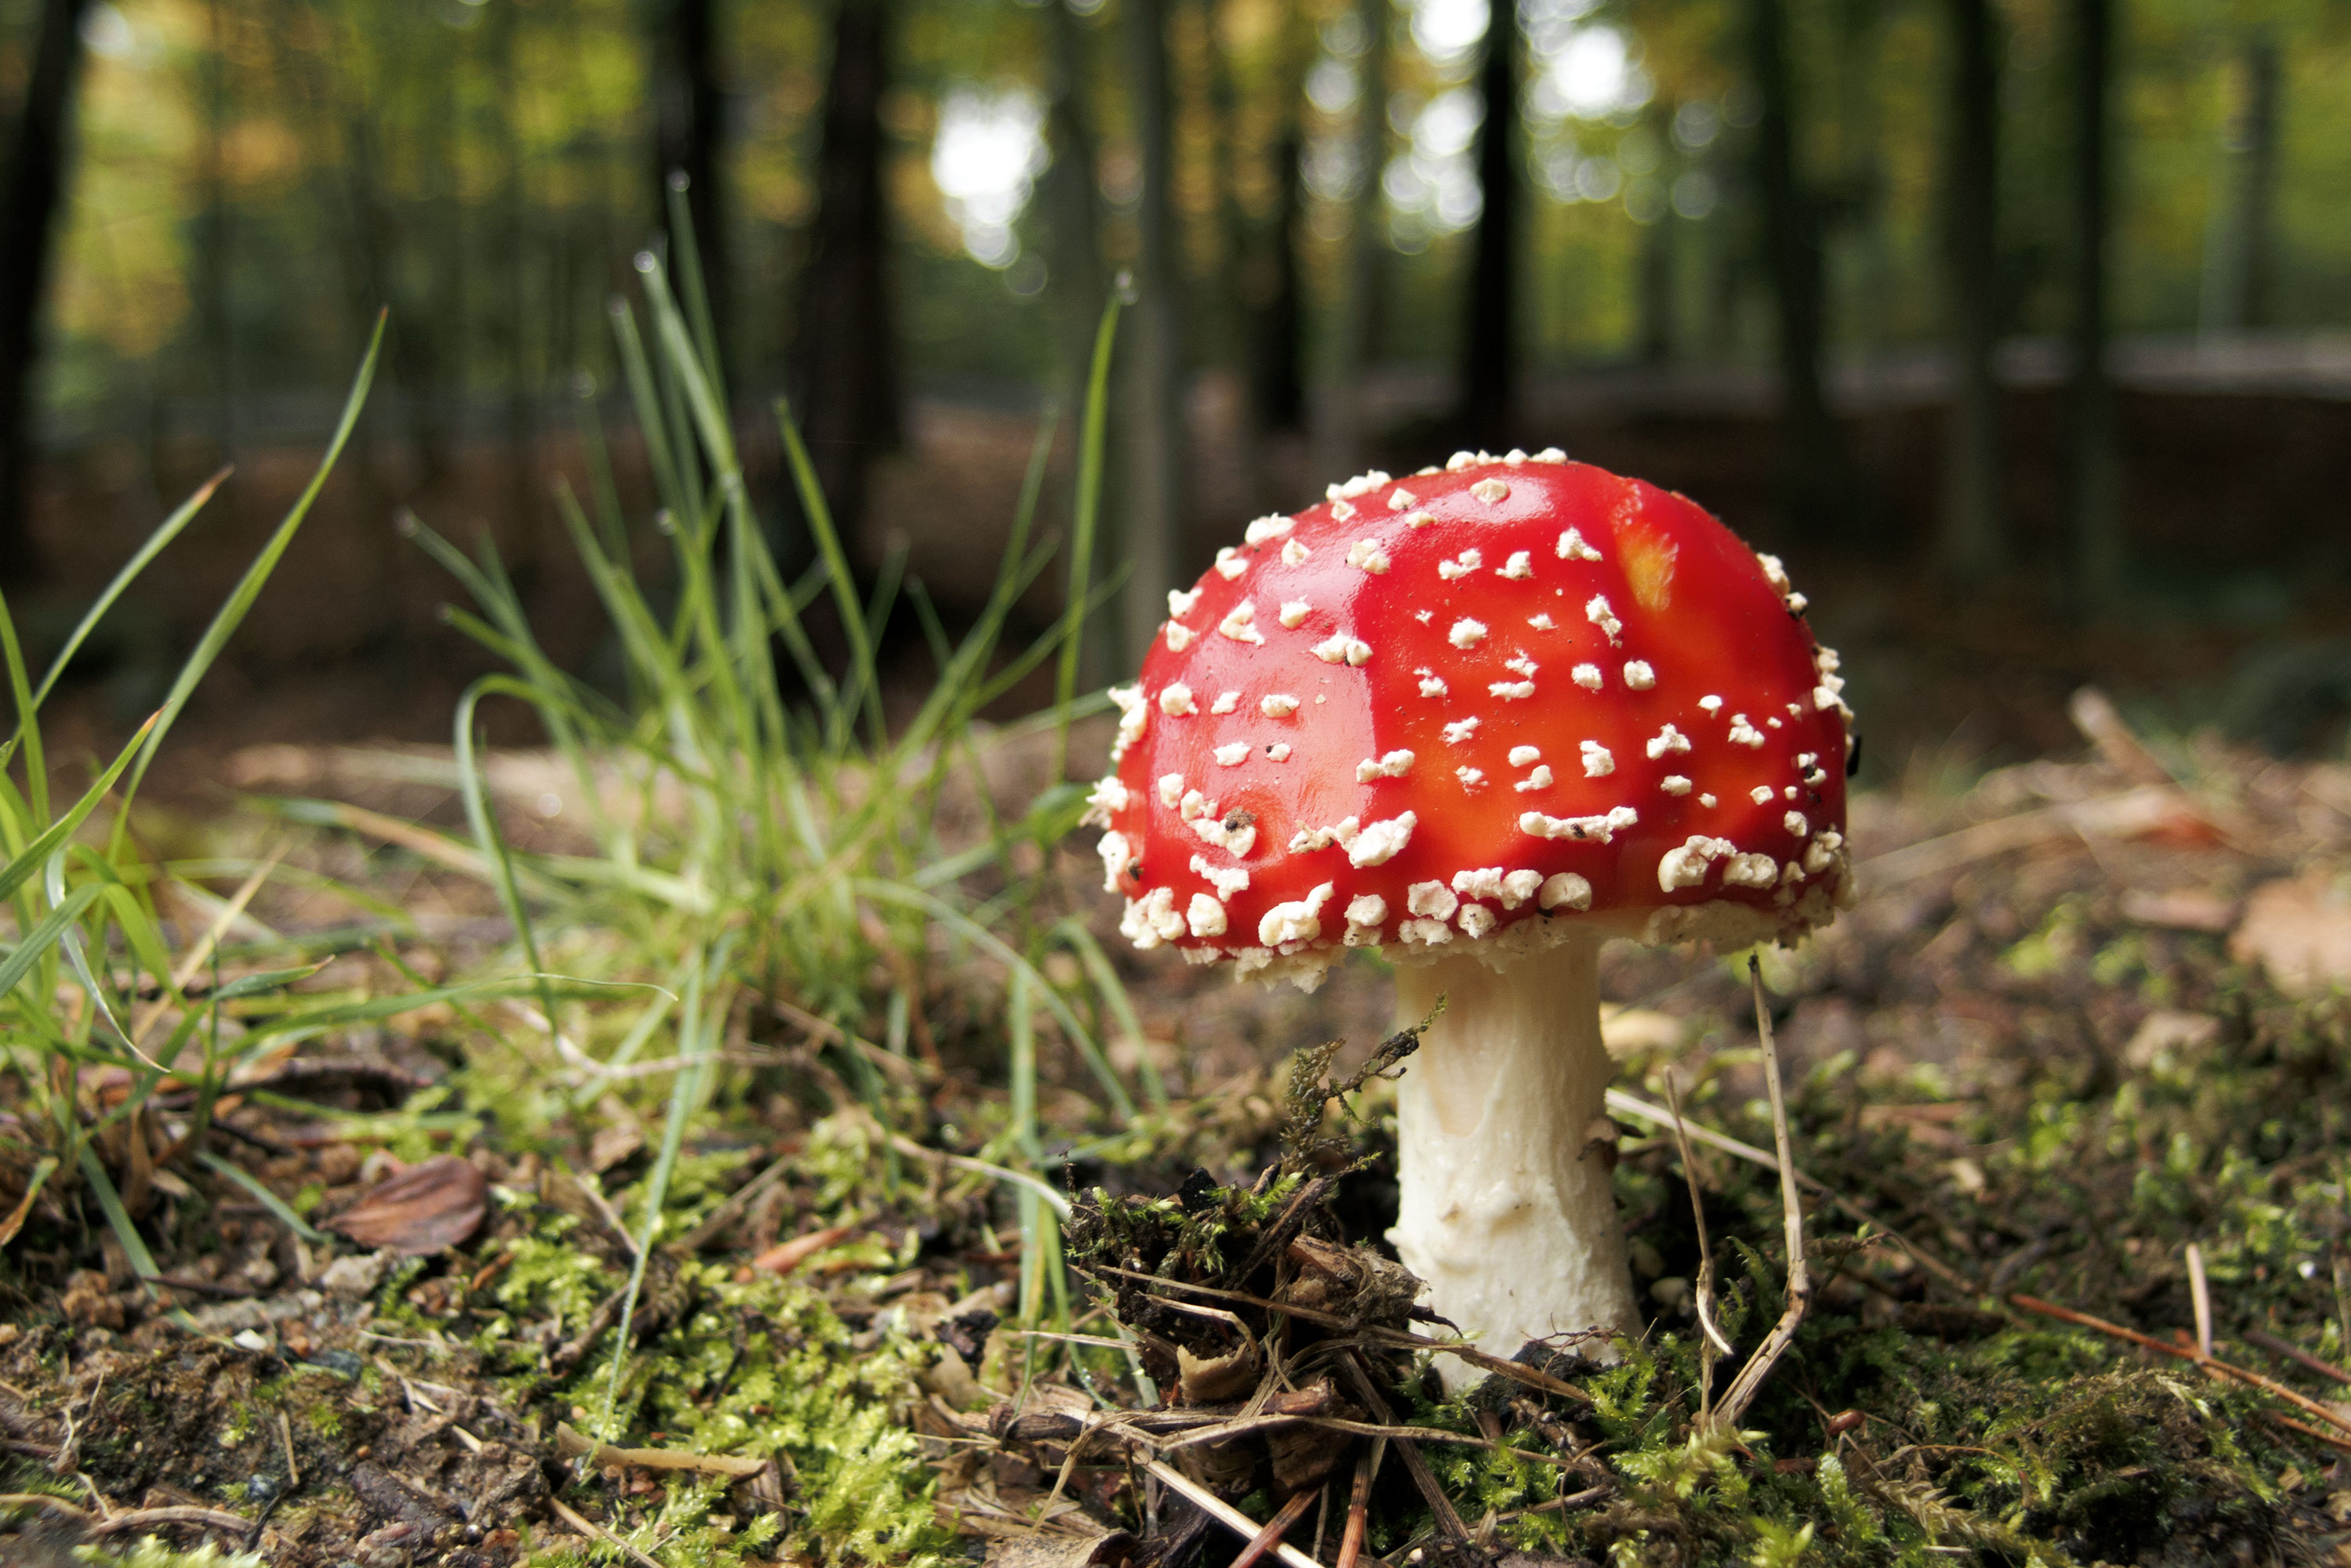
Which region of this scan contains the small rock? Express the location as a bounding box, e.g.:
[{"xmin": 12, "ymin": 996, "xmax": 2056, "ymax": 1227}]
[
  {"xmin": 61, "ymin": 1269, "xmax": 124, "ymax": 1330},
  {"xmin": 321, "ymin": 1251, "xmax": 393, "ymax": 1299},
  {"xmin": 304, "ymin": 1348, "xmax": 367, "ymax": 1378},
  {"xmin": 231, "ymin": 1328, "xmax": 273, "ymax": 1353}
]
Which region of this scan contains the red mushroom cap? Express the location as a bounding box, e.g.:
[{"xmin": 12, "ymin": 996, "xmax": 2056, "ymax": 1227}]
[{"xmin": 1084, "ymin": 450, "xmax": 1853, "ymax": 988}]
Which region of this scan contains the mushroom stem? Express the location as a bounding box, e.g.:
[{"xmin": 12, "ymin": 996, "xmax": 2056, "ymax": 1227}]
[{"xmin": 1388, "ymin": 932, "xmax": 1639, "ymax": 1389}]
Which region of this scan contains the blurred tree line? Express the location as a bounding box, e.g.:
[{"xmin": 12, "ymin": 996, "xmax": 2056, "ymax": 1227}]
[{"xmin": 2, "ymin": 0, "xmax": 2348, "ymax": 654}]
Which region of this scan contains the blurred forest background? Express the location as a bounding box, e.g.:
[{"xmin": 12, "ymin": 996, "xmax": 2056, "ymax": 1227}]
[{"xmin": 2, "ymin": 0, "xmax": 2349, "ymax": 772}]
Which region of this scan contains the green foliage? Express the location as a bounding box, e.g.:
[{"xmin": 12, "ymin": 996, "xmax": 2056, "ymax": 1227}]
[
  {"xmin": 0, "ymin": 321, "xmax": 386, "ymax": 1269},
  {"xmin": 391, "ymin": 244, "xmax": 1152, "ymax": 1182},
  {"xmin": 566, "ymin": 1263, "xmax": 951, "ymax": 1568},
  {"xmin": 72, "ymin": 1540, "xmax": 264, "ymax": 1568}
]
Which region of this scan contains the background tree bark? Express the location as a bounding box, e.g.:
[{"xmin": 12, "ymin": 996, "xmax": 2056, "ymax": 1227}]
[
  {"xmin": 1936, "ymin": 0, "xmax": 2005, "ymax": 580},
  {"xmin": 2067, "ymin": 0, "xmax": 2120, "ymax": 606},
  {"xmin": 1328, "ymin": 0, "xmax": 1391, "ymax": 475},
  {"xmin": 652, "ymin": 0, "xmax": 728, "ymax": 361},
  {"xmin": 0, "ymin": 0, "xmax": 95, "ymax": 584},
  {"xmin": 795, "ymin": 0, "xmax": 903, "ymax": 542},
  {"xmin": 1041, "ymin": 0, "xmax": 1107, "ymax": 400},
  {"xmin": 1118, "ymin": 0, "xmax": 1187, "ymax": 668},
  {"xmin": 1749, "ymin": 0, "xmax": 1852, "ymax": 537},
  {"xmin": 2199, "ymin": 32, "xmax": 2277, "ymax": 335},
  {"xmin": 1458, "ymin": 0, "xmax": 1521, "ymax": 438}
]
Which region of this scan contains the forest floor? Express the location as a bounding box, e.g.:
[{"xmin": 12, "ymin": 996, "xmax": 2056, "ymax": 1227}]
[{"xmin": 6, "ymin": 701, "xmax": 2351, "ymax": 1568}]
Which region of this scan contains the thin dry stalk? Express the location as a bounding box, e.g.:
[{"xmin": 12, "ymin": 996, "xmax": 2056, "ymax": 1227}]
[
  {"xmin": 2244, "ymin": 1327, "xmax": 2351, "ymax": 1387},
  {"xmin": 1339, "ymin": 1353, "xmax": 1469, "ymax": 1546},
  {"xmin": 85, "ymin": 1506, "xmax": 255, "ymax": 1539},
  {"xmin": 2186, "ymin": 1243, "xmax": 2213, "ymax": 1356},
  {"xmin": 549, "ymin": 1495, "xmax": 666, "ymax": 1568},
  {"xmin": 2008, "ymin": 1293, "xmax": 2351, "ymax": 1439},
  {"xmin": 1709, "ymin": 959, "xmax": 1813, "ymax": 1431},
  {"xmin": 1079, "ymin": 1264, "xmax": 1590, "ymax": 1403},
  {"xmin": 1664, "ymin": 1067, "xmax": 1734, "ymax": 1421},
  {"xmin": 2264, "ymin": 1412, "xmax": 2351, "ymax": 1454},
  {"xmin": 1602, "ymin": 1088, "xmax": 1980, "ymax": 1296}
]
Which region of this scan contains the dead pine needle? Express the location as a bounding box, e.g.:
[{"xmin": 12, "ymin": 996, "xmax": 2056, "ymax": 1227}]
[
  {"xmin": 1142, "ymin": 1460, "xmax": 1323, "ymax": 1568},
  {"xmin": 1228, "ymin": 1488, "xmax": 1317, "ymax": 1568},
  {"xmin": 549, "ymin": 1495, "xmax": 667, "ymax": 1568},
  {"xmin": 1333, "ymin": 1441, "xmax": 1380, "ymax": 1568},
  {"xmin": 2008, "ymin": 1294, "xmax": 2351, "ymax": 1439},
  {"xmin": 2244, "ymin": 1327, "xmax": 2351, "ymax": 1387},
  {"xmin": 1708, "ymin": 957, "xmax": 1813, "ymax": 1432}
]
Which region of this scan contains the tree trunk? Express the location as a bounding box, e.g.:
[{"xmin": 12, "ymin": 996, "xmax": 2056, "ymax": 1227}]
[
  {"xmin": 199, "ymin": 0, "xmax": 235, "ymax": 465},
  {"xmin": 1251, "ymin": 128, "xmax": 1306, "ymax": 437},
  {"xmin": 1041, "ymin": 0, "xmax": 1107, "ymax": 400},
  {"xmin": 0, "ymin": 0, "xmax": 94, "ymax": 585},
  {"xmin": 653, "ymin": 0, "xmax": 728, "ymax": 359},
  {"xmin": 1328, "ymin": 0, "xmax": 1391, "ymax": 473},
  {"xmin": 795, "ymin": 0, "xmax": 903, "ymax": 541},
  {"xmin": 1636, "ymin": 108, "xmax": 1675, "ymax": 365},
  {"xmin": 2066, "ymin": 0, "xmax": 2120, "ymax": 607},
  {"xmin": 1749, "ymin": 0, "xmax": 1850, "ymax": 536},
  {"xmin": 1458, "ymin": 0, "xmax": 1520, "ymax": 438},
  {"xmin": 491, "ymin": 0, "xmax": 537, "ymax": 557},
  {"xmin": 1936, "ymin": 0, "xmax": 2004, "ymax": 580},
  {"xmin": 1119, "ymin": 0, "xmax": 1187, "ymax": 669},
  {"xmin": 2199, "ymin": 32, "xmax": 2278, "ymax": 335}
]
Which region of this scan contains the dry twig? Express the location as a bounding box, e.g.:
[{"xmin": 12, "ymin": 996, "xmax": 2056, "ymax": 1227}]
[
  {"xmin": 1664, "ymin": 1067, "xmax": 1735, "ymax": 1403},
  {"xmin": 2244, "ymin": 1327, "xmax": 2351, "ymax": 1387},
  {"xmin": 1338, "ymin": 1353, "xmax": 1470, "ymax": 1547},
  {"xmin": 1080, "ymin": 1265, "xmax": 1590, "ymax": 1403},
  {"xmin": 85, "ymin": 1505, "xmax": 256, "ymax": 1539},
  {"xmin": 2009, "ymin": 1294, "xmax": 2351, "ymax": 1439},
  {"xmin": 1141, "ymin": 1460, "xmax": 1322, "ymax": 1568},
  {"xmin": 1228, "ymin": 1488, "xmax": 1317, "ymax": 1568},
  {"xmin": 549, "ymin": 1495, "xmax": 667, "ymax": 1568},
  {"xmin": 1333, "ymin": 1440, "xmax": 1379, "ymax": 1568},
  {"xmin": 1709, "ymin": 959, "xmax": 1813, "ymax": 1430}
]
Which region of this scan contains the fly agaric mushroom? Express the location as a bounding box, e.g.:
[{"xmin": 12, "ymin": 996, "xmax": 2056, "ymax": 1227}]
[{"xmin": 1082, "ymin": 449, "xmax": 1853, "ymax": 1382}]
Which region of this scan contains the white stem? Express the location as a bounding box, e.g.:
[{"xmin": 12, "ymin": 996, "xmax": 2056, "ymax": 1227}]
[{"xmin": 1387, "ymin": 932, "xmax": 1638, "ymax": 1389}]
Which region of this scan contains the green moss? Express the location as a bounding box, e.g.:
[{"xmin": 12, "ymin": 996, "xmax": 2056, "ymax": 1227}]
[
  {"xmin": 72, "ymin": 1541, "xmax": 263, "ymax": 1568},
  {"xmin": 559, "ymin": 1263, "xmax": 951, "ymax": 1568}
]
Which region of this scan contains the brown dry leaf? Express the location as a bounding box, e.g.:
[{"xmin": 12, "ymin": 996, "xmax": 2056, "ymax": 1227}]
[
  {"xmin": 588, "ymin": 1117, "xmax": 644, "ymax": 1174},
  {"xmin": 324, "ymin": 1154, "xmax": 487, "ymax": 1256},
  {"xmin": 553, "ymin": 1422, "xmax": 770, "ymax": 1478},
  {"xmin": 2120, "ymin": 887, "xmax": 2239, "ymax": 932},
  {"xmin": 752, "ymin": 1223, "xmax": 857, "ymax": 1275},
  {"xmin": 985, "ymin": 1531, "xmax": 1138, "ymax": 1568},
  {"xmin": 2230, "ymin": 874, "xmax": 2351, "ymax": 997},
  {"xmin": 1176, "ymin": 1339, "xmax": 1260, "ymax": 1404}
]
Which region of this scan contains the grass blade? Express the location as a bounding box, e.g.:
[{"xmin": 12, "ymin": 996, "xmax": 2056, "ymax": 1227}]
[
  {"xmin": 116, "ymin": 313, "xmax": 385, "ymax": 823},
  {"xmin": 1053, "ymin": 293, "xmax": 1123, "ymax": 778}
]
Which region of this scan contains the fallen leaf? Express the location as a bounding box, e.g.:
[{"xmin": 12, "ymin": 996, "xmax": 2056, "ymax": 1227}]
[
  {"xmin": 554, "ymin": 1422, "xmax": 771, "ymax": 1478},
  {"xmin": 2124, "ymin": 1010, "xmax": 2222, "ymax": 1071},
  {"xmin": 1599, "ymin": 1005, "xmax": 1686, "ymax": 1058},
  {"xmin": 986, "ymin": 1530, "xmax": 1139, "ymax": 1568},
  {"xmin": 751, "ymin": 1223, "xmax": 857, "ymax": 1275},
  {"xmin": 2230, "ymin": 875, "xmax": 2351, "ymax": 996},
  {"xmin": 588, "ymin": 1117, "xmax": 643, "ymax": 1174},
  {"xmin": 2120, "ymin": 887, "xmax": 2238, "ymax": 932},
  {"xmin": 324, "ymin": 1155, "xmax": 487, "ymax": 1256}
]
